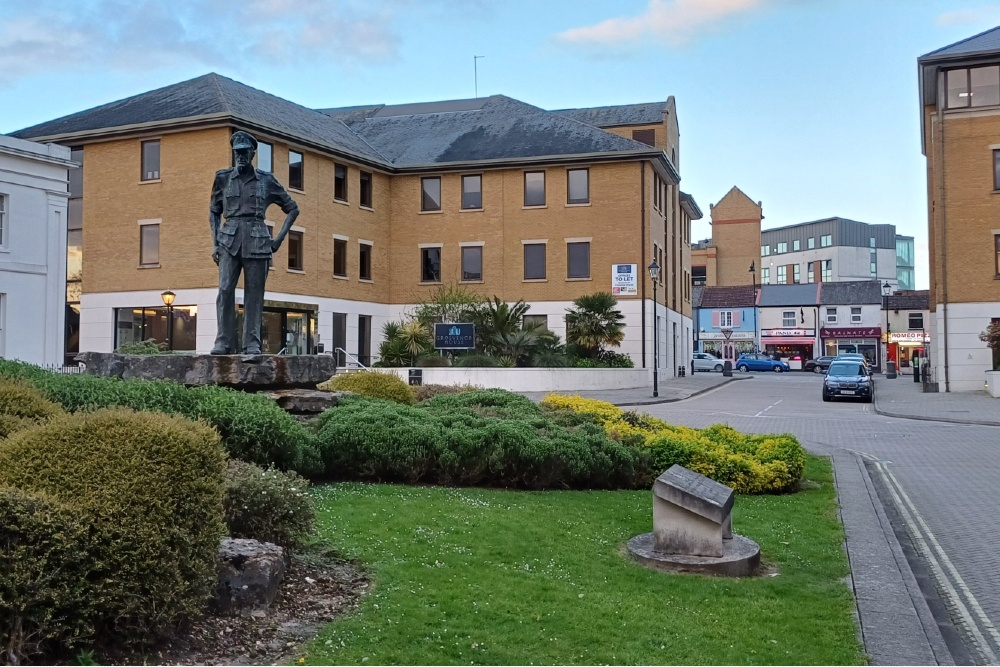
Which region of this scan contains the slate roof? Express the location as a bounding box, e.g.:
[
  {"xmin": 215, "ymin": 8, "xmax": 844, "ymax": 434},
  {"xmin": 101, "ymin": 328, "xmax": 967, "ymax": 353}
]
[
  {"xmin": 819, "ymin": 280, "xmax": 884, "ymax": 305},
  {"xmin": 919, "ymin": 25, "xmax": 1000, "ymax": 62},
  {"xmin": 887, "ymin": 290, "xmax": 930, "ymax": 310},
  {"xmin": 552, "ymin": 102, "xmax": 666, "ymax": 128},
  {"xmin": 699, "ymin": 285, "xmax": 756, "ymax": 308},
  {"xmin": 757, "ymin": 283, "xmax": 821, "ymax": 307}
]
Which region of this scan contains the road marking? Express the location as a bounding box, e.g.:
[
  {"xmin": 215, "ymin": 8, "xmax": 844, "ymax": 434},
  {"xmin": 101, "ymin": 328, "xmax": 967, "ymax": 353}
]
[
  {"xmin": 753, "ymin": 399, "xmax": 783, "ymax": 417},
  {"xmin": 875, "ymin": 461, "xmax": 1000, "ymax": 664}
]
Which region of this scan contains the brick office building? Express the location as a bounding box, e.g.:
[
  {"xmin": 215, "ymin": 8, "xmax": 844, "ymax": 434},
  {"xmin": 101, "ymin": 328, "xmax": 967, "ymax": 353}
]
[
  {"xmin": 919, "ymin": 27, "xmax": 1000, "ymax": 391},
  {"xmin": 12, "ymin": 74, "xmax": 702, "ymax": 371}
]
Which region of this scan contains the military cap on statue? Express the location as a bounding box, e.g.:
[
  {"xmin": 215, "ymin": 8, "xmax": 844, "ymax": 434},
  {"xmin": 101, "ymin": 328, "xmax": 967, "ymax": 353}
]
[{"xmin": 230, "ymin": 131, "xmax": 258, "ymax": 151}]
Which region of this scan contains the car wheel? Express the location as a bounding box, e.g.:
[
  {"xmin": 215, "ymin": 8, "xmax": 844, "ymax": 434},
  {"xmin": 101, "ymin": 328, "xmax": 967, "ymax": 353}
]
[
  {"xmin": 773, "ymin": 366, "xmax": 783, "ymax": 373},
  {"xmin": 822, "ymin": 392, "xmax": 831, "ymax": 402},
  {"xmin": 714, "ymin": 364, "xmax": 723, "ymax": 372},
  {"xmin": 813, "ymin": 366, "xmax": 823, "ymax": 374},
  {"xmin": 737, "ymin": 364, "xmax": 748, "ymax": 373}
]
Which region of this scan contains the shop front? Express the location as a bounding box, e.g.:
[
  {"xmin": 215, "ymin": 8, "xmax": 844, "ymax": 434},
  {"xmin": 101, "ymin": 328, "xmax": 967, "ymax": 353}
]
[
  {"xmin": 761, "ymin": 328, "xmax": 817, "ymax": 370},
  {"xmin": 699, "ymin": 331, "xmax": 756, "ymax": 364},
  {"xmin": 887, "ymin": 331, "xmax": 929, "ymax": 372},
  {"xmin": 821, "ymin": 326, "xmax": 882, "ymax": 370}
]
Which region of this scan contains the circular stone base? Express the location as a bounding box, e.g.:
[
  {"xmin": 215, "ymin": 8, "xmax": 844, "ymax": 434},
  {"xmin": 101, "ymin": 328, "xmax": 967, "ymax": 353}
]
[{"xmin": 626, "ymin": 532, "xmax": 761, "ymax": 577}]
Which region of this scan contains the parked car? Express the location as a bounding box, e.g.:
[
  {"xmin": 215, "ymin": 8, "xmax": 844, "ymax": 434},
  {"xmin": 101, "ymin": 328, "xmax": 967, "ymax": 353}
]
[
  {"xmin": 692, "ymin": 352, "xmax": 725, "ymax": 372},
  {"xmin": 835, "ymin": 353, "xmax": 873, "ymax": 375},
  {"xmin": 804, "ymin": 356, "xmax": 837, "ymax": 373},
  {"xmin": 735, "ymin": 353, "xmax": 790, "ymax": 373},
  {"xmin": 822, "ymin": 360, "xmax": 874, "ymax": 402}
]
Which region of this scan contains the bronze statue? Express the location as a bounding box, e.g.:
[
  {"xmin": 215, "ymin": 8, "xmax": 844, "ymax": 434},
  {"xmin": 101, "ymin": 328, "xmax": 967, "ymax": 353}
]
[{"xmin": 210, "ymin": 131, "xmax": 299, "ymax": 354}]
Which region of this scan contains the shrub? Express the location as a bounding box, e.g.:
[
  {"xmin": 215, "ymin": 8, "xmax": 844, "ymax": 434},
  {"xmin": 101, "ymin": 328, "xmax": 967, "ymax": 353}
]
[
  {"xmin": 223, "ymin": 460, "xmax": 315, "ymax": 549},
  {"xmin": 414, "ymin": 353, "xmax": 451, "ymax": 367},
  {"xmin": 597, "ymin": 350, "xmax": 635, "ymax": 368},
  {"xmin": 0, "ymin": 378, "xmax": 64, "ymax": 438},
  {"xmin": 0, "ymin": 409, "xmax": 227, "ymax": 644},
  {"xmin": 115, "ymin": 339, "xmax": 165, "ymax": 355},
  {"xmin": 0, "ymin": 487, "xmax": 91, "ymax": 665},
  {"xmin": 318, "ymin": 370, "xmax": 416, "ymax": 405},
  {"xmin": 412, "ymin": 383, "xmax": 481, "ymax": 402}
]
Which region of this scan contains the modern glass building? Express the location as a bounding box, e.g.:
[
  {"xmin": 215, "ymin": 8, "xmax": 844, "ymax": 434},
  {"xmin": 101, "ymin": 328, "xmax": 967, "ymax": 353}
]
[{"xmin": 895, "ymin": 235, "xmax": 915, "ymax": 291}]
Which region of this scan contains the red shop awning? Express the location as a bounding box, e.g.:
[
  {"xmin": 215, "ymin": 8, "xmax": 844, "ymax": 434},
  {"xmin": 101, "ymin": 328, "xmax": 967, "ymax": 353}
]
[{"xmin": 761, "ymin": 337, "xmax": 816, "ymax": 344}]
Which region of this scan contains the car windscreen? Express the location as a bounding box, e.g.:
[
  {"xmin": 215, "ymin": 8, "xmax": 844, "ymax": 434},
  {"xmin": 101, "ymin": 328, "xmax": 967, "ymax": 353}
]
[{"xmin": 828, "ymin": 362, "xmax": 863, "ymax": 377}]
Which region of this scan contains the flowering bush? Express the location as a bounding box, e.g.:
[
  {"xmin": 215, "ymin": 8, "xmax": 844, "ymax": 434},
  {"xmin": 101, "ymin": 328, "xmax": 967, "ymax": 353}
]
[{"xmin": 223, "ymin": 459, "xmax": 315, "ymax": 549}]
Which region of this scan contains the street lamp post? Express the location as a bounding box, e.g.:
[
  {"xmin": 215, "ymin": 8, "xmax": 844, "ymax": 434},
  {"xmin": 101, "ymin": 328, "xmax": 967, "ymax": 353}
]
[
  {"xmin": 881, "ymin": 280, "xmax": 893, "ymax": 377},
  {"xmin": 749, "ymin": 262, "xmax": 758, "ymax": 353},
  {"xmin": 161, "ymin": 289, "xmax": 176, "ymax": 352},
  {"xmin": 648, "ymin": 260, "xmax": 660, "ymax": 398}
]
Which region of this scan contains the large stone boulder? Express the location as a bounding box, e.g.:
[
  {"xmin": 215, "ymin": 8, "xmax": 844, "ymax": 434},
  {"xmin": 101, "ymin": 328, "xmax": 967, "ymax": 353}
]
[
  {"xmin": 261, "ymin": 389, "xmax": 354, "ymax": 414},
  {"xmin": 75, "ymin": 352, "xmax": 338, "ymax": 390},
  {"xmin": 213, "ymin": 538, "xmax": 286, "ymax": 617}
]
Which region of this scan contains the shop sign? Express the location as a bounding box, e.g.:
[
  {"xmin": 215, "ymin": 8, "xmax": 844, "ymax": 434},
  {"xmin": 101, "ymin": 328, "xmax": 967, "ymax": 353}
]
[
  {"xmin": 889, "ymin": 332, "xmax": 930, "ymax": 343},
  {"xmin": 611, "ymin": 264, "xmax": 638, "ymax": 296},
  {"xmin": 700, "ymin": 331, "xmax": 755, "ymax": 340},
  {"xmin": 434, "ymin": 323, "xmax": 476, "ymax": 349},
  {"xmin": 761, "ymin": 329, "xmax": 814, "ymax": 337},
  {"xmin": 820, "ymin": 327, "xmax": 881, "ymax": 338}
]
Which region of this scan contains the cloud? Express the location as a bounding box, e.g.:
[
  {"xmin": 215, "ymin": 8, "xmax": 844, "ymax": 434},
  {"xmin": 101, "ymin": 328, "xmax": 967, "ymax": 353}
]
[
  {"xmin": 935, "ymin": 5, "xmax": 1000, "ymax": 26},
  {"xmin": 556, "ymin": 0, "xmax": 767, "ymax": 48}
]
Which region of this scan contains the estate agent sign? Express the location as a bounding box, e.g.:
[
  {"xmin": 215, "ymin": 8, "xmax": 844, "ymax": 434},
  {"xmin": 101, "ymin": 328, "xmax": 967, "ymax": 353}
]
[
  {"xmin": 611, "ymin": 264, "xmax": 638, "ymax": 296},
  {"xmin": 434, "ymin": 323, "xmax": 476, "ymax": 349},
  {"xmin": 820, "ymin": 327, "xmax": 881, "ymax": 338}
]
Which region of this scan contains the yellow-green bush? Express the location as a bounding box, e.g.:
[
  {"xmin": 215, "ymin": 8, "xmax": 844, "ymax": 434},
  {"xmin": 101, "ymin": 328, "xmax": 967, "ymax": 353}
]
[
  {"xmin": 541, "ymin": 394, "xmax": 806, "ymax": 494},
  {"xmin": 0, "ymin": 409, "xmax": 227, "ymax": 645},
  {"xmin": 224, "ymin": 459, "xmax": 315, "ymax": 549},
  {"xmin": 0, "ymin": 378, "xmax": 64, "ymax": 438},
  {"xmin": 318, "ymin": 370, "xmax": 416, "ymax": 405}
]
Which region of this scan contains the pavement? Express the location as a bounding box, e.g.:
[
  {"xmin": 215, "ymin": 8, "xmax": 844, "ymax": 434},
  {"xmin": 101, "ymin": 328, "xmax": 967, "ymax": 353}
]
[
  {"xmin": 874, "ymin": 374, "xmax": 1000, "ymax": 426},
  {"xmin": 520, "ymin": 371, "xmax": 750, "ymax": 405}
]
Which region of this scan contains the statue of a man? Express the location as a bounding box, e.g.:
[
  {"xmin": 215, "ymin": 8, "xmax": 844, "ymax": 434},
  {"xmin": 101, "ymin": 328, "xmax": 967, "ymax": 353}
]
[{"xmin": 209, "ymin": 131, "xmax": 299, "ymax": 355}]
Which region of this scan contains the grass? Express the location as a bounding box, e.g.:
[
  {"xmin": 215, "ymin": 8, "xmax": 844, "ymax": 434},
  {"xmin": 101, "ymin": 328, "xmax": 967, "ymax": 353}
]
[{"xmin": 303, "ymin": 455, "xmax": 863, "ymax": 665}]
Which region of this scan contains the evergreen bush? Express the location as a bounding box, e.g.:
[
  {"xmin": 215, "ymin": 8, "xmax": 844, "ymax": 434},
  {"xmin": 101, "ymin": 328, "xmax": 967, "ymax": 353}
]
[
  {"xmin": 318, "ymin": 370, "xmax": 416, "ymax": 405},
  {"xmin": 0, "ymin": 378, "xmax": 64, "ymax": 438},
  {"xmin": 223, "ymin": 460, "xmax": 315, "ymax": 549}
]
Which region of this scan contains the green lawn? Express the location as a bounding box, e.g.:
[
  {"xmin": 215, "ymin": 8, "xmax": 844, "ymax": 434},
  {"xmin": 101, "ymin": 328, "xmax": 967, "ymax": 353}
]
[{"xmin": 304, "ymin": 455, "xmax": 863, "ymax": 665}]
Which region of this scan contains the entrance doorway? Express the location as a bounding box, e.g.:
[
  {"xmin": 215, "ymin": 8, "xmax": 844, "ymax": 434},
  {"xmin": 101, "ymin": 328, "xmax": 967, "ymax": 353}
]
[{"xmin": 238, "ymin": 305, "xmax": 315, "ymax": 354}]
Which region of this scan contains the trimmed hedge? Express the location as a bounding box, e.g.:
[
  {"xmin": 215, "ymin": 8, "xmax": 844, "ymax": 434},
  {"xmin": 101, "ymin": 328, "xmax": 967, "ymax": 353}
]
[
  {"xmin": 0, "ymin": 409, "xmax": 227, "ymax": 644},
  {"xmin": 318, "ymin": 370, "xmax": 416, "ymax": 405},
  {"xmin": 224, "ymin": 460, "xmax": 315, "ymax": 549},
  {"xmin": 0, "ymin": 378, "xmax": 64, "ymax": 438}
]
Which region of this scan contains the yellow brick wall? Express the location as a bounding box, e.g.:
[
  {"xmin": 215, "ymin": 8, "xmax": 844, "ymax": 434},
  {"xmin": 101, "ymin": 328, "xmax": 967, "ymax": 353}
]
[{"xmin": 707, "ymin": 188, "xmax": 761, "ymax": 287}]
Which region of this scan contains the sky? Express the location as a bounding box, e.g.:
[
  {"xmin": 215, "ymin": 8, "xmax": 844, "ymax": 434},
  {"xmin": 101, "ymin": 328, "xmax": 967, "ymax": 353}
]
[{"xmin": 4, "ymin": 1, "xmax": 1000, "ymax": 291}]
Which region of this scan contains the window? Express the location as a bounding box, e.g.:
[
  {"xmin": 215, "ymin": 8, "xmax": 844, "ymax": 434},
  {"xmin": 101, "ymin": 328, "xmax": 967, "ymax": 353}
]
[
  {"xmin": 334, "ymin": 164, "xmax": 347, "ymax": 201},
  {"xmin": 826, "ymin": 307, "xmax": 838, "ymax": 324},
  {"xmin": 820, "ymin": 234, "xmax": 832, "ymax": 247},
  {"xmin": 257, "ymin": 141, "xmax": 272, "ymax": 172},
  {"xmin": 461, "ymin": 246, "xmax": 482, "ymax": 281},
  {"xmin": 287, "ymin": 231, "xmax": 303, "ymax": 271},
  {"xmin": 567, "ymin": 168, "xmax": 589, "ymax": 204},
  {"xmin": 870, "ymin": 261, "xmax": 877, "ymax": 277},
  {"xmin": 359, "ymin": 243, "xmax": 372, "ymax": 280},
  {"xmin": 793, "ymin": 264, "xmax": 801, "ymax": 284},
  {"xmin": 360, "ymin": 171, "xmax": 372, "ymax": 208},
  {"xmin": 632, "ymin": 129, "xmax": 655, "ymax": 146},
  {"xmin": 523, "ymin": 314, "xmax": 547, "ymax": 330},
  {"xmin": 288, "ymin": 150, "xmax": 303, "ymax": 190},
  {"xmin": 524, "ymin": 171, "xmax": 545, "ymax": 206},
  {"xmin": 139, "ymin": 222, "xmax": 159, "ymax": 265},
  {"xmin": 761, "ymin": 244, "xmax": 770, "ymax": 256},
  {"xmin": 793, "ymin": 239, "xmax": 800, "ymax": 251},
  {"xmin": 761, "ymin": 267, "xmax": 770, "ymax": 284},
  {"xmin": 115, "ymin": 306, "xmax": 197, "ymax": 351},
  {"xmin": 777, "ymin": 265, "xmax": 787, "ymax": 284},
  {"xmin": 523, "ymin": 243, "xmax": 546, "ymax": 280},
  {"xmin": 421, "ymin": 247, "xmax": 441, "ymax": 282},
  {"xmin": 0, "ymin": 194, "xmax": 5, "ymax": 247},
  {"xmin": 808, "ymin": 263, "xmax": 815, "ymax": 283},
  {"xmin": 946, "ymin": 66, "xmax": 1000, "ymax": 109},
  {"xmin": 782, "ymin": 311, "xmax": 796, "ymax": 327},
  {"xmin": 653, "ymin": 175, "xmax": 661, "ymax": 210},
  {"xmin": 808, "ymin": 237, "xmax": 815, "ymax": 249},
  {"xmin": 421, "ymin": 177, "xmax": 441, "ymax": 212},
  {"xmin": 909, "ymin": 312, "xmax": 924, "ymax": 330},
  {"xmin": 141, "ymin": 140, "xmax": 160, "ymax": 181},
  {"xmin": 333, "ymin": 238, "xmax": 347, "ymax": 277},
  {"xmin": 870, "ymin": 237, "xmax": 876, "ymax": 248},
  {"xmin": 777, "ymin": 242, "xmax": 787, "ymax": 254},
  {"xmin": 851, "ymin": 307, "xmax": 862, "ymax": 324},
  {"xmin": 719, "ymin": 311, "xmax": 733, "ymax": 328},
  {"xmin": 567, "ymin": 241, "xmax": 590, "ymax": 279},
  {"xmin": 996, "ymin": 234, "xmax": 1000, "ymax": 275},
  {"xmin": 822, "ymin": 259, "xmax": 832, "ymax": 282},
  {"xmin": 462, "ymin": 174, "xmax": 482, "ymax": 209}
]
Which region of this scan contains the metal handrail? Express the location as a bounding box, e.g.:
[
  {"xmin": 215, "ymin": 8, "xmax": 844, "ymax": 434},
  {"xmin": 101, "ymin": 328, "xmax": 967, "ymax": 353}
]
[{"xmin": 334, "ymin": 347, "xmax": 369, "ymax": 371}]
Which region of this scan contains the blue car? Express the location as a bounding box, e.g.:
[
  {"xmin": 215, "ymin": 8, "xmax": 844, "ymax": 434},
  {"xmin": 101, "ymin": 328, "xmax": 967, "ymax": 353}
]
[{"xmin": 735, "ymin": 353, "xmax": 790, "ymax": 373}]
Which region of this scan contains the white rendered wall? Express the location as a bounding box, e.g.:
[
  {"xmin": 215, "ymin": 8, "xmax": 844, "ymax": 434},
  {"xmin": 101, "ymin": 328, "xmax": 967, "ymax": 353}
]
[
  {"xmin": 384, "ymin": 367, "xmax": 651, "ymax": 391},
  {"xmin": 0, "ymin": 136, "xmax": 71, "ymax": 366},
  {"xmin": 928, "ymin": 302, "xmax": 999, "ymax": 393}
]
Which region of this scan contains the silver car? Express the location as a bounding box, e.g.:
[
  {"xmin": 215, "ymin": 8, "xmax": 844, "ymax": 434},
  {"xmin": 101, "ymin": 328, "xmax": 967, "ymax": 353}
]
[{"xmin": 692, "ymin": 352, "xmax": 725, "ymax": 372}]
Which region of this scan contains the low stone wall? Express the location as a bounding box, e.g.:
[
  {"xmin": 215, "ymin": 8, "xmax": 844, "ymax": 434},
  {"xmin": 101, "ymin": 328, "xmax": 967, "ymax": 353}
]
[{"xmin": 382, "ymin": 367, "xmax": 650, "ymax": 392}]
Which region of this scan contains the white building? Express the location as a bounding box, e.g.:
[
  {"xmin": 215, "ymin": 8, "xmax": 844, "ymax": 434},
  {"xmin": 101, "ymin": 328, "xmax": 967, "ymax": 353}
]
[{"xmin": 0, "ymin": 135, "xmax": 73, "ymax": 366}]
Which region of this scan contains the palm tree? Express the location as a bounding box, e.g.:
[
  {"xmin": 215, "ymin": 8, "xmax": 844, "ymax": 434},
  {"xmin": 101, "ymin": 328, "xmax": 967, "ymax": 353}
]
[
  {"xmin": 565, "ymin": 292, "xmax": 625, "ymax": 359},
  {"xmin": 468, "ymin": 298, "xmax": 530, "ymax": 357}
]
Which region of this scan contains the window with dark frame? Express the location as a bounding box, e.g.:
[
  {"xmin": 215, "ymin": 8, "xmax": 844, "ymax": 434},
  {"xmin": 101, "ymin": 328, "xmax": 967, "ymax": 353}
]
[
  {"xmin": 421, "ymin": 177, "xmax": 442, "ymax": 212},
  {"xmin": 461, "ymin": 246, "xmax": 482, "ymax": 281},
  {"xmin": 793, "ymin": 239, "xmax": 800, "ymax": 251},
  {"xmin": 567, "ymin": 168, "xmax": 589, "ymax": 204},
  {"xmin": 777, "ymin": 241, "xmax": 787, "ymax": 254},
  {"xmin": 359, "ymin": 243, "xmax": 372, "ymax": 280},
  {"xmin": 793, "ymin": 264, "xmax": 801, "ymax": 283},
  {"xmin": 421, "ymin": 247, "xmax": 441, "ymax": 283},
  {"xmin": 631, "ymin": 129, "xmax": 655, "ymax": 146},
  {"xmin": 140, "ymin": 223, "xmax": 159, "ymax": 265},
  {"xmin": 334, "ymin": 164, "xmax": 347, "ymax": 201},
  {"xmin": 0, "ymin": 194, "xmax": 5, "ymax": 247},
  {"xmin": 333, "ymin": 238, "xmax": 347, "ymax": 277},
  {"xmin": 360, "ymin": 171, "xmax": 372, "ymax": 208},
  {"xmin": 288, "ymin": 150, "xmax": 303, "ymax": 190},
  {"xmin": 909, "ymin": 312, "xmax": 924, "ymax": 330},
  {"xmin": 256, "ymin": 141, "xmax": 272, "ymax": 172},
  {"xmin": 141, "ymin": 140, "xmax": 160, "ymax": 181},
  {"xmin": 567, "ymin": 242, "xmax": 590, "ymax": 279},
  {"xmin": 826, "ymin": 307, "xmax": 837, "ymax": 324},
  {"xmin": 777, "ymin": 265, "xmax": 787, "ymax": 284},
  {"xmin": 947, "ymin": 66, "xmax": 1000, "ymax": 109},
  {"xmin": 462, "ymin": 174, "xmax": 482, "ymax": 209},
  {"xmin": 995, "ymin": 234, "xmax": 1000, "ymax": 276},
  {"xmin": 287, "ymin": 231, "xmax": 304, "ymax": 271},
  {"xmin": 523, "ymin": 314, "xmax": 547, "ymax": 330},
  {"xmin": 524, "ymin": 171, "xmax": 545, "ymax": 206},
  {"xmin": 851, "ymin": 306, "xmax": 862, "ymax": 323},
  {"xmin": 523, "ymin": 243, "xmax": 546, "ymax": 280}
]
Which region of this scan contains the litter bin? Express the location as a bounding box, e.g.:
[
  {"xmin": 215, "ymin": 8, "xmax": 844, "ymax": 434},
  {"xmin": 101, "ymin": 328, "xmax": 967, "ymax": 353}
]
[
  {"xmin": 722, "ymin": 360, "xmax": 733, "ymax": 377},
  {"xmin": 677, "ymin": 366, "xmax": 686, "ymax": 377},
  {"xmin": 886, "ymin": 360, "xmax": 897, "ymax": 379},
  {"xmin": 913, "ymin": 357, "xmax": 921, "ymax": 383}
]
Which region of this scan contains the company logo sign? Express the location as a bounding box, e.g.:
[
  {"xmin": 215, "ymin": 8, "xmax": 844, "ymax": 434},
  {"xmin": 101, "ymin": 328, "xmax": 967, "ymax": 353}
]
[{"xmin": 434, "ymin": 322, "xmax": 476, "ymax": 349}]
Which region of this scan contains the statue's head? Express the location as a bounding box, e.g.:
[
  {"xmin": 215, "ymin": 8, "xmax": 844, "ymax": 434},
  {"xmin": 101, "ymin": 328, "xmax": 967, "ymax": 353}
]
[{"xmin": 231, "ymin": 131, "xmax": 257, "ymax": 170}]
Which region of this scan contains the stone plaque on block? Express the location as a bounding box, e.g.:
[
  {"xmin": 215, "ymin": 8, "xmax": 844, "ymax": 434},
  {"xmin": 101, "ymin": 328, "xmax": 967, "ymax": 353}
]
[{"xmin": 652, "ymin": 465, "xmax": 734, "ymax": 558}]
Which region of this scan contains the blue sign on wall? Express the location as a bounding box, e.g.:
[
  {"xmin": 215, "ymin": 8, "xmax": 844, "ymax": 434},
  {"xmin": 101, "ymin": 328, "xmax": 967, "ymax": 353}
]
[{"xmin": 434, "ymin": 323, "xmax": 476, "ymax": 350}]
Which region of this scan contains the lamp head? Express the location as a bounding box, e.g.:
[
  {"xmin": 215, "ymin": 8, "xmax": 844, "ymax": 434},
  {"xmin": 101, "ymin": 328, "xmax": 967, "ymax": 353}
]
[
  {"xmin": 161, "ymin": 290, "xmax": 176, "ymax": 307},
  {"xmin": 647, "ymin": 260, "xmax": 660, "ymax": 281},
  {"xmin": 882, "ymin": 280, "xmax": 891, "ymax": 296}
]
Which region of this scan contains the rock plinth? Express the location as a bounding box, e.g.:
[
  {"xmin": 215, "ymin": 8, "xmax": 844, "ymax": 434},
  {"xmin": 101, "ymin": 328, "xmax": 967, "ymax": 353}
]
[
  {"xmin": 213, "ymin": 538, "xmax": 286, "ymax": 617},
  {"xmin": 261, "ymin": 389, "xmax": 353, "ymax": 414},
  {"xmin": 76, "ymin": 352, "xmax": 338, "ymax": 389}
]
